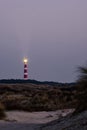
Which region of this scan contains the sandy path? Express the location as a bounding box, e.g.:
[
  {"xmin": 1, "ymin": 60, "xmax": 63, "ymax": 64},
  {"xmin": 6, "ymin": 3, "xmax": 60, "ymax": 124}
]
[
  {"xmin": 0, "ymin": 109, "xmax": 74, "ymax": 130},
  {"xmin": 5, "ymin": 109, "xmax": 74, "ymax": 124}
]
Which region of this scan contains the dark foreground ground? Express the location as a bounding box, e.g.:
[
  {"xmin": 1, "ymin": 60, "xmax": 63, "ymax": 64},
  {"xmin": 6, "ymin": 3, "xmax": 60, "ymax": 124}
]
[
  {"xmin": 40, "ymin": 110, "xmax": 87, "ymax": 130},
  {"xmin": 0, "ymin": 122, "xmax": 40, "ymax": 130}
]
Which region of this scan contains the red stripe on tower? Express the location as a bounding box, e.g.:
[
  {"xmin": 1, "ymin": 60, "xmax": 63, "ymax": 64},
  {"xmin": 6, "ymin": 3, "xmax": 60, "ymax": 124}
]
[{"xmin": 23, "ymin": 58, "xmax": 28, "ymax": 80}]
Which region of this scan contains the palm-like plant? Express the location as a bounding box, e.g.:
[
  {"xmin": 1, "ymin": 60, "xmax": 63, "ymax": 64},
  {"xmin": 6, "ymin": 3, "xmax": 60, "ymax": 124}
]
[
  {"xmin": 75, "ymin": 66, "xmax": 87, "ymax": 113},
  {"xmin": 77, "ymin": 66, "xmax": 87, "ymax": 87},
  {"xmin": 78, "ymin": 67, "xmax": 87, "ymax": 83}
]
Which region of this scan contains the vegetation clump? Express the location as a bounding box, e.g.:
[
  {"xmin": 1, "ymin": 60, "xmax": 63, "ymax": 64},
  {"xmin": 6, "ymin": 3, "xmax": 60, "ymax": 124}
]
[
  {"xmin": 0, "ymin": 102, "xmax": 6, "ymax": 119},
  {"xmin": 75, "ymin": 66, "xmax": 87, "ymax": 114},
  {"xmin": 0, "ymin": 83, "xmax": 77, "ymax": 112}
]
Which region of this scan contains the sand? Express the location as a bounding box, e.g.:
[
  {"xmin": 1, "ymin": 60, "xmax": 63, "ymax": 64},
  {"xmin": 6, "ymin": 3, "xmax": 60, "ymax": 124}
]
[
  {"xmin": 0, "ymin": 109, "xmax": 74, "ymax": 130},
  {"xmin": 5, "ymin": 109, "xmax": 74, "ymax": 124}
]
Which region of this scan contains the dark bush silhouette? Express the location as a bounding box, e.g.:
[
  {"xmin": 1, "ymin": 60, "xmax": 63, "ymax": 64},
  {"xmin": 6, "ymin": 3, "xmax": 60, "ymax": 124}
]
[
  {"xmin": 75, "ymin": 66, "xmax": 87, "ymax": 113},
  {"xmin": 0, "ymin": 102, "xmax": 6, "ymax": 119}
]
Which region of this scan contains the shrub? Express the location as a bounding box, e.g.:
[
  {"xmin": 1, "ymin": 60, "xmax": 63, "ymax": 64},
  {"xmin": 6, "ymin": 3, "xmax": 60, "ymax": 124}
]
[
  {"xmin": 0, "ymin": 102, "xmax": 6, "ymax": 119},
  {"xmin": 74, "ymin": 66, "xmax": 87, "ymax": 114}
]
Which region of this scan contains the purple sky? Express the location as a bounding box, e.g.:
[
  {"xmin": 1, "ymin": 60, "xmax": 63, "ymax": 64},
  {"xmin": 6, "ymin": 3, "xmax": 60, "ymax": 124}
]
[{"xmin": 0, "ymin": 0, "xmax": 87, "ymax": 82}]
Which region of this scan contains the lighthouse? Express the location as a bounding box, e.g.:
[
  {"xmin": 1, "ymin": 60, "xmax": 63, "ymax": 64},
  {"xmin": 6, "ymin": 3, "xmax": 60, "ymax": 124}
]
[{"xmin": 23, "ymin": 58, "xmax": 28, "ymax": 80}]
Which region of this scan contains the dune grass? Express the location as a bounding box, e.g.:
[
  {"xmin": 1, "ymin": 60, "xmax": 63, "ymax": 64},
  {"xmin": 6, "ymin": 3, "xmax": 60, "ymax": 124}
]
[{"xmin": 0, "ymin": 102, "xmax": 6, "ymax": 119}]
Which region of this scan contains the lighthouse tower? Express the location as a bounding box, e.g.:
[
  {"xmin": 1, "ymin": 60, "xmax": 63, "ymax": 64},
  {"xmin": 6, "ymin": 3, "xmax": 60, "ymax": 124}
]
[{"xmin": 23, "ymin": 58, "xmax": 28, "ymax": 80}]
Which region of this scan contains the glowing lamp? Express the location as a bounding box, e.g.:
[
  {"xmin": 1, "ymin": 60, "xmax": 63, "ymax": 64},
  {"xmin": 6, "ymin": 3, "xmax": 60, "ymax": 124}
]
[{"xmin": 23, "ymin": 58, "xmax": 28, "ymax": 64}]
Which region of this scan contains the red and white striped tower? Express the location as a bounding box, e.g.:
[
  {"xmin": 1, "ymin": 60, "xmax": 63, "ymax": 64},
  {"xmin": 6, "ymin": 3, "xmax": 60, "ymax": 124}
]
[{"xmin": 23, "ymin": 58, "xmax": 28, "ymax": 80}]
